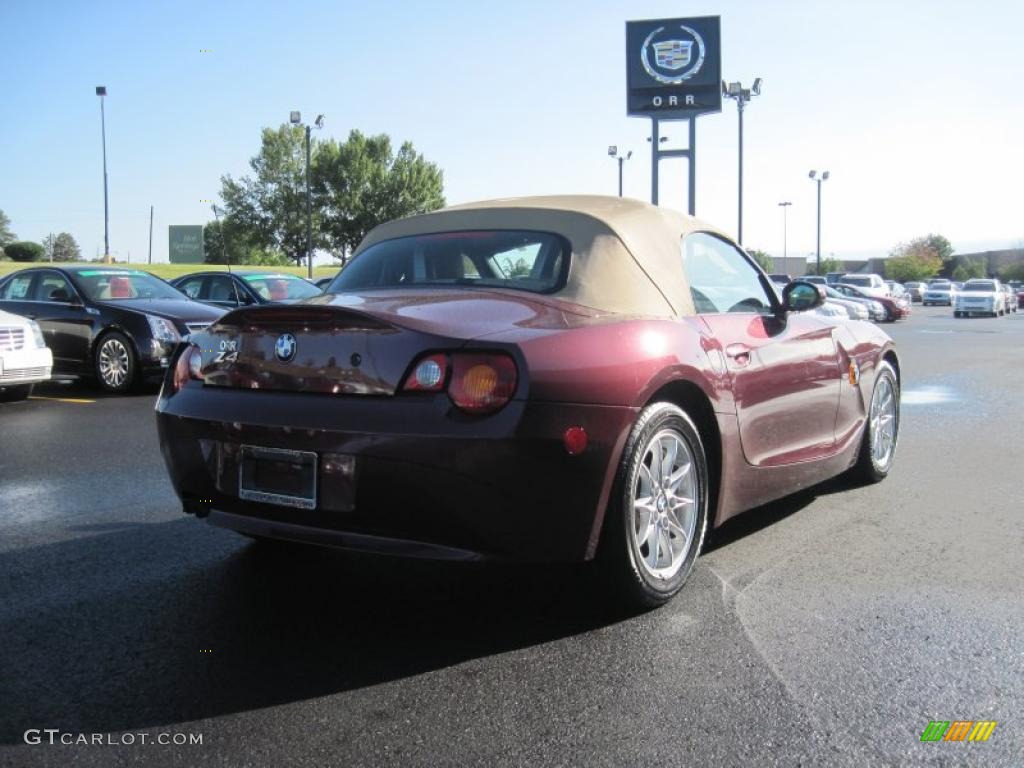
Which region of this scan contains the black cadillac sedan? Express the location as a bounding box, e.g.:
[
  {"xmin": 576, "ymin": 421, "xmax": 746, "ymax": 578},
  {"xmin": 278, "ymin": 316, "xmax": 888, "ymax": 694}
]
[
  {"xmin": 169, "ymin": 270, "xmax": 322, "ymax": 310},
  {"xmin": 0, "ymin": 266, "xmax": 224, "ymax": 392}
]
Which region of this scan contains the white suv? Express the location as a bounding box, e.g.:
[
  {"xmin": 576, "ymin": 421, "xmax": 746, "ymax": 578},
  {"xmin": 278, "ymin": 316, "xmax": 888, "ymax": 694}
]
[
  {"xmin": 839, "ymin": 273, "xmax": 889, "ymax": 299},
  {"xmin": 954, "ymin": 279, "xmax": 1006, "ymax": 318},
  {"xmin": 0, "ymin": 309, "xmax": 53, "ymax": 401}
]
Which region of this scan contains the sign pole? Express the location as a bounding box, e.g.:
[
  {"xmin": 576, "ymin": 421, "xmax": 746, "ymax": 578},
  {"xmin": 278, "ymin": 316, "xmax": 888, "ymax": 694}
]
[
  {"xmin": 650, "ymin": 118, "xmax": 660, "ymax": 205},
  {"xmin": 688, "ymin": 116, "xmax": 696, "ymax": 215},
  {"xmin": 628, "ymin": 17, "xmax": 719, "ymax": 216}
]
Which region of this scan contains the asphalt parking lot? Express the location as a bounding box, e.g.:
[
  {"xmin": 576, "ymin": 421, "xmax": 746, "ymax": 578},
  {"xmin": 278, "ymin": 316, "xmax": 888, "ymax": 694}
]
[{"xmin": 1, "ymin": 305, "xmax": 1021, "ymax": 767}]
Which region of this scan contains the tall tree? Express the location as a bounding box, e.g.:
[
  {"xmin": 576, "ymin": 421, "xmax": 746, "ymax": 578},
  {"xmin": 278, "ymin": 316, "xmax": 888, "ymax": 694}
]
[
  {"xmin": 315, "ymin": 130, "xmax": 445, "ymax": 261},
  {"xmin": 41, "ymin": 232, "xmax": 81, "ymax": 262},
  {"xmin": 0, "ymin": 209, "xmax": 15, "ymax": 248},
  {"xmin": 887, "ymin": 236, "xmax": 947, "ymax": 281},
  {"xmin": 220, "ymin": 125, "xmax": 318, "ymax": 264},
  {"xmin": 220, "ymin": 125, "xmax": 445, "ymax": 267}
]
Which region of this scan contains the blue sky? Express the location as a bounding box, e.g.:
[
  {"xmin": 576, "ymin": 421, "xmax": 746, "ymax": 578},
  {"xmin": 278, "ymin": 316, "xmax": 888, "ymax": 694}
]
[{"xmin": 2, "ymin": 0, "xmax": 1022, "ymax": 263}]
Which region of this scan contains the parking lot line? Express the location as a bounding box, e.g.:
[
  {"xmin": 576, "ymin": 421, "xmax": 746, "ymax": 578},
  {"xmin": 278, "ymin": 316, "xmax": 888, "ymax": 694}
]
[{"xmin": 28, "ymin": 395, "xmax": 96, "ymax": 404}]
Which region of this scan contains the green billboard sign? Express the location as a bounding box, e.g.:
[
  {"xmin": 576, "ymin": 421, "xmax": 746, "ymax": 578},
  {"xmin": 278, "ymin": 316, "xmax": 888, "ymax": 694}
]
[{"xmin": 168, "ymin": 225, "xmax": 204, "ymax": 264}]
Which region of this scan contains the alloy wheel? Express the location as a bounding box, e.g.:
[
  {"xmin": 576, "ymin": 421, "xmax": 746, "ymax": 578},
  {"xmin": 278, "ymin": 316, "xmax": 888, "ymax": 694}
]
[
  {"xmin": 99, "ymin": 338, "xmax": 130, "ymax": 389},
  {"xmin": 869, "ymin": 375, "xmax": 897, "ymax": 470},
  {"xmin": 629, "ymin": 429, "xmax": 698, "ymax": 581}
]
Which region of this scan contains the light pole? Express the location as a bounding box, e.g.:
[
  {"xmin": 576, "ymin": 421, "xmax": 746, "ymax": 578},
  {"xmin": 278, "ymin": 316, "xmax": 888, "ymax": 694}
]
[
  {"xmin": 778, "ymin": 201, "xmax": 792, "ymax": 266},
  {"xmin": 722, "ymin": 79, "xmax": 762, "ymax": 245},
  {"xmin": 95, "ymin": 86, "xmax": 110, "ymax": 263},
  {"xmin": 607, "ymin": 146, "xmax": 632, "ymax": 197},
  {"xmin": 809, "ymin": 170, "xmax": 830, "ymax": 275},
  {"xmin": 290, "ymin": 110, "xmax": 324, "ymax": 279}
]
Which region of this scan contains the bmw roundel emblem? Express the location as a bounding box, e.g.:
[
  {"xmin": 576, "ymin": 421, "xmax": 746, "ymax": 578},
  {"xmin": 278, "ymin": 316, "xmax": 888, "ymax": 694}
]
[{"xmin": 275, "ymin": 333, "xmax": 297, "ymax": 363}]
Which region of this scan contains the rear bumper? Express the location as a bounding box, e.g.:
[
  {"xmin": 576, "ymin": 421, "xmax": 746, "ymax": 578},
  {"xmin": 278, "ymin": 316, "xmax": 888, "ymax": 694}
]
[{"xmin": 156, "ymin": 383, "xmax": 637, "ymax": 562}]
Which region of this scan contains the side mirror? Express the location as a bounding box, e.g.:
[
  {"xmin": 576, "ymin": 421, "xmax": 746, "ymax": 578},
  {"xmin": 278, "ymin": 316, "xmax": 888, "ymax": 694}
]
[{"xmin": 782, "ymin": 281, "xmax": 826, "ymax": 313}]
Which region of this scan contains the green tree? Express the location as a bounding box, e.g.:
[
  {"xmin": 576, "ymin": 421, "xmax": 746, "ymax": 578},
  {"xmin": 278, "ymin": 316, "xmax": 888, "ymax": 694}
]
[
  {"xmin": 746, "ymin": 249, "xmax": 774, "ymax": 272},
  {"xmin": 807, "ymin": 256, "xmax": 843, "ymax": 276},
  {"xmin": 4, "ymin": 241, "xmax": 44, "ymax": 262},
  {"xmin": 203, "ymin": 218, "xmax": 293, "ymax": 266},
  {"xmin": 997, "ymin": 262, "xmax": 1024, "ymax": 282},
  {"xmin": 0, "ymin": 209, "xmax": 15, "ymax": 248},
  {"xmin": 41, "ymin": 232, "xmax": 81, "ymax": 262},
  {"xmin": 220, "ymin": 125, "xmax": 445, "ymax": 266},
  {"xmin": 315, "ymin": 129, "xmax": 445, "ymax": 262},
  {"xmin": 220, "ymin": 125, "xmax": 317, "ymax": 264},
  {"xmin": 951, "ymin": 260, "xmax": 985, "ymax": 281},
  {"xmin": 887, "ymin": 237, "xmax": 945, "ymax": 282}
]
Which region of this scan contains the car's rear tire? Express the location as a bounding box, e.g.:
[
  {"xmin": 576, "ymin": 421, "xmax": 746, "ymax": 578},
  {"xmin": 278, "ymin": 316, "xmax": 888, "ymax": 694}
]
[
  {"xmin": 94, "ymin": 331, "xmax": 137, "ymax": 393},
  {"xmin": 849, "ymin": 361, "xmax": 900, "ymax": 484},
  {"xmin": 0, "ymin": 384, "xmax": 33, "ymax": 402},
  {"xmin": 599, "ymin": 402, "xmax": 709, "ymax": 610}
]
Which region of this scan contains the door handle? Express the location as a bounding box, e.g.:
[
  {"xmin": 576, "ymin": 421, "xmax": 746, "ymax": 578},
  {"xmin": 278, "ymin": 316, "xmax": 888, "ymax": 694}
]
[{"xmin": 725, "ymin": 343, "xmax": 751, "ymax": 366}]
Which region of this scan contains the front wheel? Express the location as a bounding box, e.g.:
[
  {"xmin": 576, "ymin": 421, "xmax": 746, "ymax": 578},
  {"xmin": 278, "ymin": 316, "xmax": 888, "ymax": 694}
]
[
  {"xmin": 850, "ymin": 361, "xmax": 900, "ymax": 483},
  {"xmin": 94, "ymin": 332, "xmax": 137, "ymax": 393},
  {"xmin": 600, "ymin": 402, "xmax": 709, "ymax": 609}
]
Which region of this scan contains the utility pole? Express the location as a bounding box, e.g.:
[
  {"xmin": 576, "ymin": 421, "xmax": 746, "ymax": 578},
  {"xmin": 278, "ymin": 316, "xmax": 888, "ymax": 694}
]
[
  {"xmin": 778, "ymin": 201, "xmax": 792, "ymax": 266},
  {"xmin": 148, "ymin": 205, "xmax": 154, "ymax": 264},
  {"xmin": 722, "ymin": 79, "xmax": 762, "ymax": 245},
  {"xmin": 809, "ymin": 170, "xmax": 830, "ymax": 275},
  {"xmin": 290, "ymin": 111, "xmax": 324, "ymax": 280},
  {"xmin": 96, "ymin": 86, "xmax": 111, "ymax": 263},
  {"xmin": 607, "ymin": 146, "xmax": 632, "ymax": 197}
]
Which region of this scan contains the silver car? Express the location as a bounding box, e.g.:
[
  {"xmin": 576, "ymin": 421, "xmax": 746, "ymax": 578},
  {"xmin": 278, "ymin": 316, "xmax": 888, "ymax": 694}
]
[{"xmin": 923, "ymin": 280, "xmax": 956, "ymax": 306}]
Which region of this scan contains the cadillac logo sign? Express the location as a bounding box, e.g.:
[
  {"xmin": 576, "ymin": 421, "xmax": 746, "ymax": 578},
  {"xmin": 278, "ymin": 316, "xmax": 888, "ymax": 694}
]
[
  {"xmin": 642, "ymin": 25, "xmax": 705, "ymax": 84},
  {"xmin": 275, "ymin": 333, "xmax": 297, "ymax": 363},
  {"xmin": 627, "ymin": 16, "xmax": 721, "ymax": 118}
]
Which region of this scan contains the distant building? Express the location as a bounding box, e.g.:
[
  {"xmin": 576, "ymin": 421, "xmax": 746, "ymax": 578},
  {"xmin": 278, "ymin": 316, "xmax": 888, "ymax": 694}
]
[{"xmin": 950, "ymin": 248, "xmax": 1024, "ymax": 276}]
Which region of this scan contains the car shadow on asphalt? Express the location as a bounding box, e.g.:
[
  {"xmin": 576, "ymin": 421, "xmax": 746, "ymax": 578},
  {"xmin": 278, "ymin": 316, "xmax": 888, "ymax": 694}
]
[
  {"xmin": 0, "ymin": 472, "xmax": 869, "ymax": 742},
  {"xmin": 704, "ymin": 472, "xmax": 861, "ymax": 553},
  {"xmin": 0, "ymin": 519, "xmax": 634, "ymax": 742}
]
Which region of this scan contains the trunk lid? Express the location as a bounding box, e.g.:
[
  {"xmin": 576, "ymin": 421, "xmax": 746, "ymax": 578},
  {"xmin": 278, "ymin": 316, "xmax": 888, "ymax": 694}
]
[{"xmin": 197, "ymin": 290, "xmax": 592, "ymax": 395}]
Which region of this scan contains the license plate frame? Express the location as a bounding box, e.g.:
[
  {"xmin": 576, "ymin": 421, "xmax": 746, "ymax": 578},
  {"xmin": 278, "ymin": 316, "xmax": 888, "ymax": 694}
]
[{"xmin": 238, "ymin": 445, "xmax": 318, "ymax": 510}]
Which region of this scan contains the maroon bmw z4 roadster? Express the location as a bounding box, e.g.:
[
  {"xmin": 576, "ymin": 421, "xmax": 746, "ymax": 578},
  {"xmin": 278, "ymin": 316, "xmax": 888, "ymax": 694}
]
[{"xmin": 156, "ymin": 196, "xmax": 900, "ymax": 607}]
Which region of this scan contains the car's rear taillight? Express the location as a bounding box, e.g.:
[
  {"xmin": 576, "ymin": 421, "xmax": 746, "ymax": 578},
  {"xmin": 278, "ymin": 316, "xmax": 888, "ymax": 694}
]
[
  {"xmin": 401, "ymin": 352, "xmax": 518, "ymax": 415},
  {"xmin": 172, "ymin": 344, "xmax": 204, "ymax": 392},
  {"xmin": 448, "ymin": 353, "xmax": 517, "ymax": 415}
]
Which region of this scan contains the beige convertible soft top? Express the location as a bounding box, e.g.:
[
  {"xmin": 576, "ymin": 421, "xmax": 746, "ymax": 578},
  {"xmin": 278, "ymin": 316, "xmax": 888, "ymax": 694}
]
[{"xmin": 354, "ymin": 195, "xmax": 731, "ymax": 317}]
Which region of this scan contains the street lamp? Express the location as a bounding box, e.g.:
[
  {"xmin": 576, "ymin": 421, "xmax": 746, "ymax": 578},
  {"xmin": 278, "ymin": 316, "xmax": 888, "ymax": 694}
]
[
  {"xmin": 722, "ymin": 78, "xmax": 762, "ymax": 244},
  {"xmin": 290, "ymin": 111, "xmax": 324, "ymax": 279},
  {"xmin": 95, "ymin": 86, "xmax": 110, "ymax": 263},
  {"xmin": 778, "ymin": 201, "xmax": 792, "ymax": 264},
  {"xmin": 607, "ymin": 146, "xmax": 632, "ymax": 197},
  {"xmin": 809, "ymin": 170, "xmax": 830, "ymax": 275}
]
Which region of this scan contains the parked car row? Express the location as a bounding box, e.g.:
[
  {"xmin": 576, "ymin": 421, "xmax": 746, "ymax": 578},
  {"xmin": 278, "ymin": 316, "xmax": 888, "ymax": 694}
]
[
  {"xmin": 0, "ymin": 267, "xmax": 334, "ymax": 394},
  {"xmin": 781, "ymin": 274, "xmax": 907, "ymax": 322}
]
